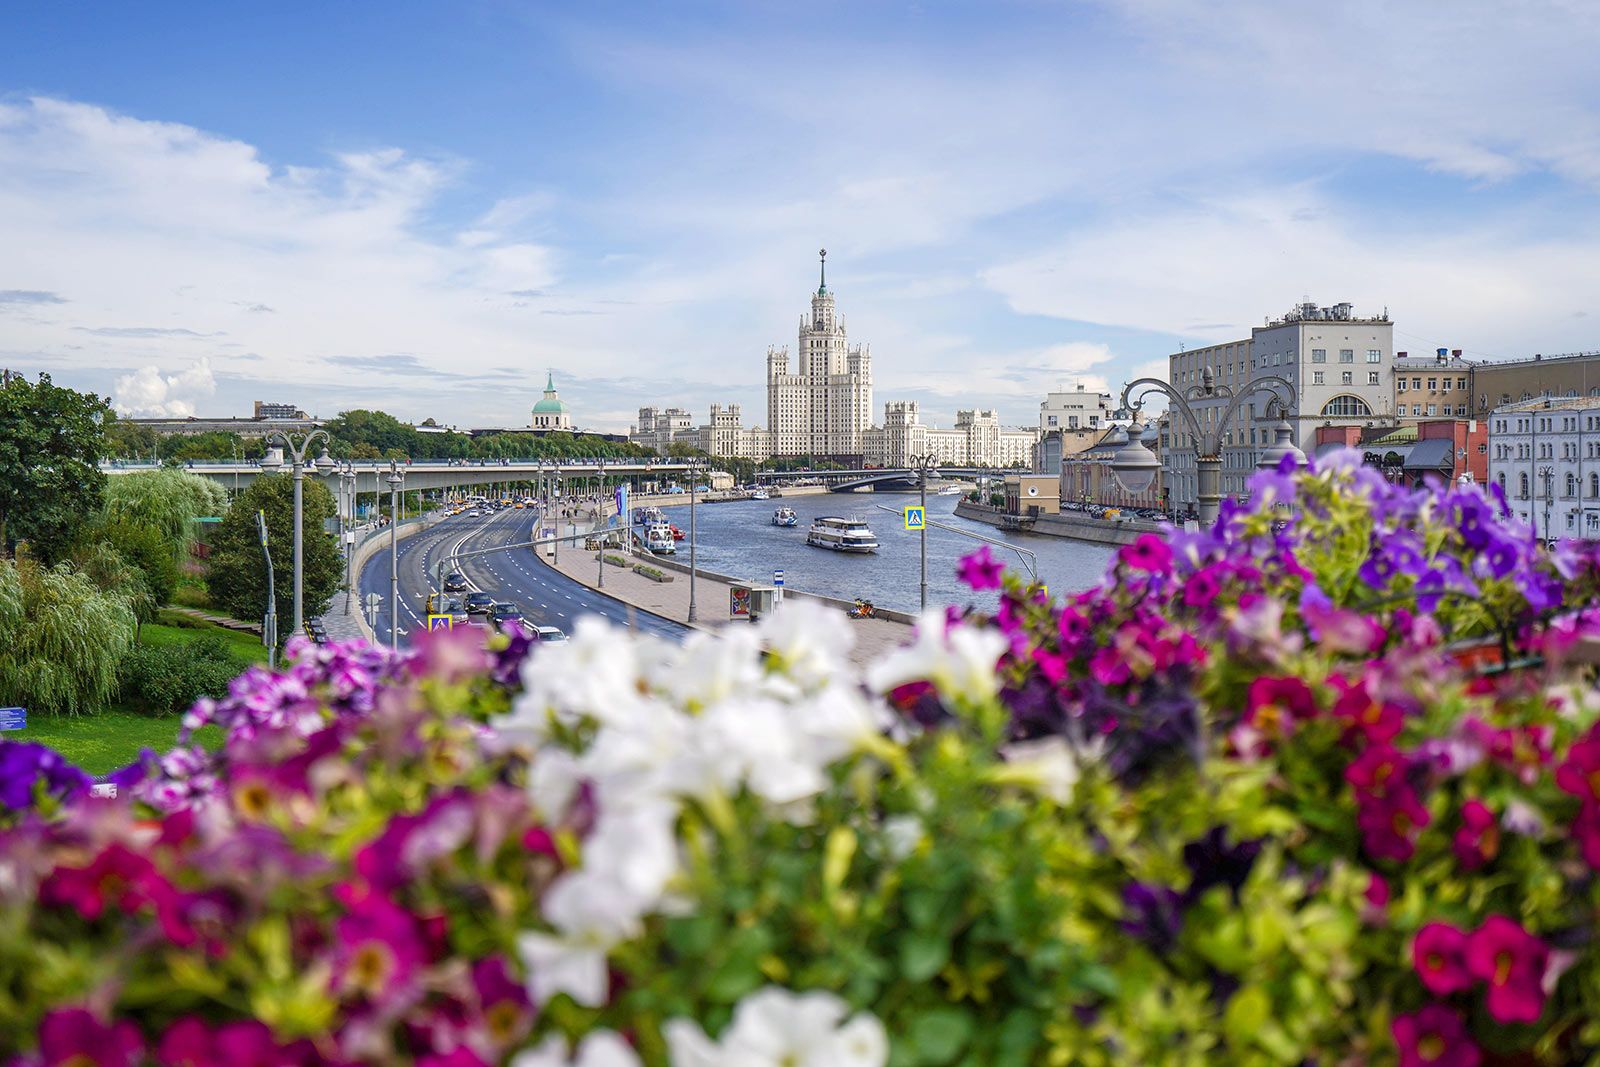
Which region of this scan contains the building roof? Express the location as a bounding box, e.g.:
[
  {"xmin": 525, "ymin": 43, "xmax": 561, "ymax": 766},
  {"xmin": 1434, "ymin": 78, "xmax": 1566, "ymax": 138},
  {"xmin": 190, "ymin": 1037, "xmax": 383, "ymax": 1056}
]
[
  {"xmin": 1403, "ymin": 438, "xmax": 1457, "ymax": 470},
  {"xmin": 532, "ymin": 372, "xmax": 570, "ymax": 414}
]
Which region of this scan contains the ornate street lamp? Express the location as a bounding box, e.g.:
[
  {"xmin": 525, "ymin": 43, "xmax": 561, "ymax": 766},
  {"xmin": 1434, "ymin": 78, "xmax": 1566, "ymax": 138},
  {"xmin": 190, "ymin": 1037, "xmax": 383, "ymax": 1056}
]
[
  {"xmin": 1255, "ymin": 404, "xmax": 1308, "ymax": 472},
  {"xmin": 387, "ymin": 461, "xmax": 404, "ymax": 652},
  {"xmin": 260, "ymin": 430, "xmax": 334, "ymax": 637},
  {"xmin": 1110, "ymin": 369, "xmax": 1300, "ymax": 526}
]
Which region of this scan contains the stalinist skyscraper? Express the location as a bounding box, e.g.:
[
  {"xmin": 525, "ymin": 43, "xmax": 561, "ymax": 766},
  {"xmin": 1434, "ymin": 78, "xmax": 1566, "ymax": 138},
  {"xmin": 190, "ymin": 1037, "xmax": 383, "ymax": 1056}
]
[{"xmin": 765, "ymin": 250, "xmax": 874, "ymax": 460}]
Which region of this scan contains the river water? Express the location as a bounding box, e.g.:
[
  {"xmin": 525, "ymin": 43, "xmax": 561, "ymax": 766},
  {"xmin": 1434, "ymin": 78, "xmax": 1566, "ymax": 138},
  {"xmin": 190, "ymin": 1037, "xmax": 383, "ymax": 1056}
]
[{"xmin": 655, "ymin": 493, "xmax": 1114, "ymax": 614}]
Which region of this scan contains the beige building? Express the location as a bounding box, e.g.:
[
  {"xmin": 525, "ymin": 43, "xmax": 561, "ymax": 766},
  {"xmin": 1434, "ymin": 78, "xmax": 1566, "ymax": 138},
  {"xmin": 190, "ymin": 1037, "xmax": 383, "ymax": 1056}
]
[
  {"xmin": 630, "ymin": 403, "xmax": 771, "ymax": 461},
  {"xmin": 765, "ymin": 252, "xmax": 873, "ymax": 460},
  {"xmin": 1061, "ymin": 426, "xmax": 1165, "ymax": 511},
  {"xmin": 1472, "ymin": 351, "xmax": 1600, "ymax": 418},
  {"xmin": 1395, "ymin": 349, "xmax": 1475, "ymax": 422},
  {"xmin": 865, "ymin": 401, "xmax": 1038, "ymax": 468}
]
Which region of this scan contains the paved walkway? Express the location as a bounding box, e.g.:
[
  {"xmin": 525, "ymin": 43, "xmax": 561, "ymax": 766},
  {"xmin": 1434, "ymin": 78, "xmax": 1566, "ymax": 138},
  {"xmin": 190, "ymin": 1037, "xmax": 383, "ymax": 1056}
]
[
  {"xmin": 537, "ymin": 540, "xmax": 915, "ymax": 669},
  {"xmin": 313, "ymin": 589, "xmax": 371, "ymax": 643}
]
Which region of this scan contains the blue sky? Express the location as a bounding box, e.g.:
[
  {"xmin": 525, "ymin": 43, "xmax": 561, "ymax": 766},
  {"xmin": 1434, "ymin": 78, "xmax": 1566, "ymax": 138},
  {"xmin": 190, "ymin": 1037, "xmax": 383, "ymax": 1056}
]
[{"xmin": 3, "ymin": 0, "xmax": 1600, "ymax": 431}]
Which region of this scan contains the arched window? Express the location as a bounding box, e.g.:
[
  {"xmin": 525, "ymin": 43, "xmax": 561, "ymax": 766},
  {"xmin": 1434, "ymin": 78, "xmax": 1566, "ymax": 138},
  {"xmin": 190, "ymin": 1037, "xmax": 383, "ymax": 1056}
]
[
  {"xmin": 1568, "ymin": 473, "xmax": 1579, "ymax": 497},
  {"xmin": 1319, "ymin": 395, "xmax": 1374, "ymax": 418},
  {"xmin": 1590, "ymin": 472, "xmax": 1598, "ymax": 499},
  {"xmin": 1497, "ymin": 472, "xmax": 1507, "ymax": 492},
  {"xmin": 1519, "ymin": 472, "xmax": 1530, "ymax": 498}
]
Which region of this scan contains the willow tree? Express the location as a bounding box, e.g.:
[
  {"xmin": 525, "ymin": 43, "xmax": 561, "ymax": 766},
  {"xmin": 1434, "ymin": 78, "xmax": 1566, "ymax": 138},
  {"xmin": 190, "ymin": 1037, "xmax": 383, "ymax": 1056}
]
[
  {"xmin": 0, "ymin": 558, "xmax": 136, "ymax": 717},
  {"xmin": 100, "ymin": 468, "xmax": 228, "ymax": 562}
]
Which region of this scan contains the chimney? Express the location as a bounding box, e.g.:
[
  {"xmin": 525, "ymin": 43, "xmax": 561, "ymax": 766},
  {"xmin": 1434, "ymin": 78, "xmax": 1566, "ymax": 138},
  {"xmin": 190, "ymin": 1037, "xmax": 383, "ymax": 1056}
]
[
  {"xmin": 1451, "ymin": 349, "xmax": 1462, "ymax": 359},
  {"xmin": 1397, "ymin": 351, "xmax": 1407, "ymax": 358}
]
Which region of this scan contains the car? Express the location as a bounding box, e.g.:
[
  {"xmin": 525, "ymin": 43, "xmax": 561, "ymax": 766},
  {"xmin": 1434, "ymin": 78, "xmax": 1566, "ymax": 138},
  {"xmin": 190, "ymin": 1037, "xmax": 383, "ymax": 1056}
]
[
  {"xmin": 534, "ymin": 625, "xmax": 568, "ymax": 643},
  {"xmin": 443, "ymin": 572, "xmax": 469, "ymax": 592},
  {"xmin": 464, "ymin": 592, "xmax": 496, "ymax": 615},
  {"xmin": 489, "ymin": 603, "xmax": 524, "ymax": 630}
]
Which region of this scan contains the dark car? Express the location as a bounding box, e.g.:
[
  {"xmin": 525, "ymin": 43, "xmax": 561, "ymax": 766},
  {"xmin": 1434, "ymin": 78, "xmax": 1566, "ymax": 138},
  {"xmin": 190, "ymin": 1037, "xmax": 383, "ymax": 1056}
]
[
  {"xmin": 443, "ymin": 572, "xmax": 469, "ymax": 593},
  {"xmin": 489, "ymin": 603, "xmax": 524, "ymax": 630},
  {"xmin": 464, "ymin": 591, "xmax": 496, "ymax": 615}
]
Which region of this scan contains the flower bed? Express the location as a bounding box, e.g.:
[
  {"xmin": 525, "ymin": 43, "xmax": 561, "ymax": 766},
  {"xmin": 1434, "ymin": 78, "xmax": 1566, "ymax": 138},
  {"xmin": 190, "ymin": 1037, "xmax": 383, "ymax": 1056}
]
[
  {"xmin": 4, "ymin": 449, "xmax": 1600, "ymax": 1065},
  {"xmin": 632, "ymin": 564, "xmax": 672, "ymax": 583}
]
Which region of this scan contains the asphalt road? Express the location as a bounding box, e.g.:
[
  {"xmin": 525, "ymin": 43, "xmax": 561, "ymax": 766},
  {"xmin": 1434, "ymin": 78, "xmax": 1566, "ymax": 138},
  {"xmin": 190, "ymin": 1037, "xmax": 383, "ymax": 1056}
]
[{"xmin": 358, "ymin": 507, "xmax": 691, "ymax": 647}]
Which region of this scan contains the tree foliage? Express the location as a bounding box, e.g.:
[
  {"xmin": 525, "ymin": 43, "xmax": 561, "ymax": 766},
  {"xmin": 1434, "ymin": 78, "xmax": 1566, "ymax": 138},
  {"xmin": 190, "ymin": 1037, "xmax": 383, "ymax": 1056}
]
[
  {"xmin": 0, "ymin": 558, "xmax": 136, "ymax": 717},
  {"xmin": 68, "ymin": 540, "xmax": 158, "ymax": 627},
  {"xmin": 206, "ymin": 474, "xmax": 341, "ymax": 635},
  {"xmin": 0, "ymin": 373, "xmax": 111, "ymax": 562},
  {"xmin": 118, "ymin": 636, "xmax": 244, "ymax": 715},
  {"xmin": 100, "ymin": 469, "xmax": 228, "ymax": 562}
]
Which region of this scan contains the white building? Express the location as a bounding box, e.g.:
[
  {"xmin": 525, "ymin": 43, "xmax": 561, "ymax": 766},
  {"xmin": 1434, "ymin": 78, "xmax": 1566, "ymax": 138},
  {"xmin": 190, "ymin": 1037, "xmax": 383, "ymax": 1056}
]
[
  {"xmin": 766, "ymin": 251, "xmax": 873, "ymax": 460},
  {"xmin": 531, "ymin": 372, "xmax": 574, "ymax": 431},
  {"xmin": 1163, "ymin": 302, "xmax": 1395, "ymax": 512},
  {"xmin": 629, "ymin": 403, "xmax": 771, "ymax": 461},
  {"xmin": 1487, "ymin": 397, "xmax": 1600, "ymax": 540},
  {"xmin": 630, "ymin": 406, "xmax": 695, "ymax": 453},
  {"xmin": 865, "ymin": 401, "xmax": 1038, "ymax": 468}
]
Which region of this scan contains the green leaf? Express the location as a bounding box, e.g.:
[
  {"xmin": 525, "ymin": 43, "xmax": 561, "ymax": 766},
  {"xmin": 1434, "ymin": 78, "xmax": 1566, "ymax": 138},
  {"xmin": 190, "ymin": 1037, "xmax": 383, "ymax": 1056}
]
[
  {"xmin": 900, "ymin": 932, "xmax": 950, "ymax": 982},
  {"xmin": 1223, "ymin": 985, "xmax": 1271, "ymax": 1049},
  {"xmin": 910, "ymin": 1006, "xmax": 975, "ymax": 1066}
]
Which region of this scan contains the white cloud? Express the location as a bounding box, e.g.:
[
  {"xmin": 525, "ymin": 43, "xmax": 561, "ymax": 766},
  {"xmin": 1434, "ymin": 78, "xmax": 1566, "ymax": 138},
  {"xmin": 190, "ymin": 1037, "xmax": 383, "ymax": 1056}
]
[{"xmin": 114, "ymin": 356, "xmax": 216, "ymax": 417}]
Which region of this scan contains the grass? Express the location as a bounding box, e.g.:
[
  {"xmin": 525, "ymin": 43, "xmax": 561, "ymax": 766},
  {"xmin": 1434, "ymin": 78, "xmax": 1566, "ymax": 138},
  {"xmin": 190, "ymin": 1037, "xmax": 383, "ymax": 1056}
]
[{"xmin": 8, "ymin": 610, "xmax": 261, "ymax": 774}]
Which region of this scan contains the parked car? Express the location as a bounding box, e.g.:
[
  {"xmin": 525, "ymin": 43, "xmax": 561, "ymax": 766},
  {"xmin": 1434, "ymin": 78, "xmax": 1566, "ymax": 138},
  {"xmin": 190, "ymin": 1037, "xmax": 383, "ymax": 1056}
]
[
  {"xmin": 464, "ymin": 592, "xmax": 496, "ymax": 615},
  {"xmin": 443, "ymin": 572, "xmax": 469, "ymax": 592},
  {"xmin": 534, "ymin": 625, "xmax": 568, "ymax": 643}
]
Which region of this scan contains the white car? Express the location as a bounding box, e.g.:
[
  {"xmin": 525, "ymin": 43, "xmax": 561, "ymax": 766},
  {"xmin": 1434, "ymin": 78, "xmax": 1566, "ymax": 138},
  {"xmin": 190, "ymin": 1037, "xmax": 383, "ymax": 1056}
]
[{"xmin": 534, "ymin": 626, "xmax": 568, "ymax": 643}]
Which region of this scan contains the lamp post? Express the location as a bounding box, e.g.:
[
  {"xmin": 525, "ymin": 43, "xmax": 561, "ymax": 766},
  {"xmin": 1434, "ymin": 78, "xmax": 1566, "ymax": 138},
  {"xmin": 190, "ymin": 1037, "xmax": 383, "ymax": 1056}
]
[
  {"xmin": 911, "ymin": 452, "xmax": 938, "ymax": 611},
  {"xmin": 259, "ymin": 430, "xmax": 333, "ymax": 636},
  {"xmin": 1109, "ymin": 370, "xmax": 1302, "ymax": 526},
  {"xmin": 1539, "ymin": 464, "xmax": 1554, "ymax": 544},
  {"xmin": 387, "ymin": 461, "xmax": 403, "ymax": 652},
  {"xmin": 339, "ymin": 463, "xmax": 357, "ymax": 615},
  {"xmin": 687, "ymin": 462, "xmax": 700, "ymax": 623},
  {"xmin": 256, "ymin": 509, "xmax": 276, "ymax": 668}
]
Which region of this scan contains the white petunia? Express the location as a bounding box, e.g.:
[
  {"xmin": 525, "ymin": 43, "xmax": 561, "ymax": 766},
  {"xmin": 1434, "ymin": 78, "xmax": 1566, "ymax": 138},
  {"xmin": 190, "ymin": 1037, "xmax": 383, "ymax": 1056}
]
[
  {"xmin": 653, "ymin": 625, "xmax": 765, "ymax": 710},
  {"xmin": 666, "ymin": 986, "xmax": 890, "ymax": 1067},
  {"xmin": 510, "ymin": 1031, "xmax": 642, "ymax": 1067},
  {"xmin": 998, "ymin": 735, "xmax": 1082, "ymax": 805},
  {"xmin": 578, "ymin": 801, "xmax": 681, "ymax": 903},
  {"xmin": 791, "ymin": 684, "xmax": 892, "ymax": 765},
  {"xmin": 517, "ymin": 870, "xmax": 647, "ymax": 1006},
  {"xmin": 697, "ymin": 699, "xmax": 828, "ymax": 806},
  {"xmin": 757, "ymin": 599, "xmax": 856, "ymax": 695},
  {"xmin": 866, "ymin": 609, "xmax": 1007, "ymax": 708}
]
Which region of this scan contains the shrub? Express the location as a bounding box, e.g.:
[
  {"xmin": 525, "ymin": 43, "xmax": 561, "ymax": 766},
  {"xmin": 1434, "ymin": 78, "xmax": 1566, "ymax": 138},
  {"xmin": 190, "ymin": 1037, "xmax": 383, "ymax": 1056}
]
[
  {"xmin": 603, "ymin": 553, "xmax": 629, "ymax": 567},
  {"xmin": 117, "ymin": 635, "xmax": 244, "ymax": 715},
  {"xmin": 633, "ymin": 564, "xmax": 668, "ymax": 580},
  {"xmin": 0, "ymin": 557, "xmax": 135, "ymax": 717}
]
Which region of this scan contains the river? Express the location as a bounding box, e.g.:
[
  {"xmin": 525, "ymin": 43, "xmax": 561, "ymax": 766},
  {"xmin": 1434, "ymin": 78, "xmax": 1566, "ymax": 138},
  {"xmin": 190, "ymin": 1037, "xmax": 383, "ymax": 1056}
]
[{"xmin": 655, "ymin": 492, "xmax": 1114, "ymax": 614}]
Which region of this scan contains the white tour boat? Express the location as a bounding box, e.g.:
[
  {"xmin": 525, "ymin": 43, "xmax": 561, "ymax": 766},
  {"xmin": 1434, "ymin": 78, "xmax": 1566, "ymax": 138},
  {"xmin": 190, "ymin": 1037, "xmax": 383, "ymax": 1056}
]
[
  {"xmin": 751, "ymin": 488, "xmax": 771, "ymax": 500},
  {"xmin": 772, "ymin": 507, "xmax": 799, "ymax": 527},
  {"xmin": 642, "ymin": 523, "xmax": 677, "ymax": 554},
  {"xmin": 806, "ymin": 515, "xmax": 879, "ymax": 553},
  {"xmin": 937, "ymin": 484, "xmax": 962, "ymax": 496}
]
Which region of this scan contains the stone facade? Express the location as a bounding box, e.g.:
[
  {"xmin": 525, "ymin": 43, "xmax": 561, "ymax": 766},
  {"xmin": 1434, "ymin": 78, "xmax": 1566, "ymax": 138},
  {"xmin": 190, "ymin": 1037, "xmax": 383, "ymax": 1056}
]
[
  {"xmin": 1472, "ymin": 351, "xmax": 1600, "ymax": 418},
  {"xmin": 629, "ymin": 404, "xmax": 771, "ymax": 461},
  {"xmin": 1061, "ymin": 427, "xmax": 1165, "ymax": 511},
  {"xmin": 1487, "ymin": 397, "xmax": 1600, "ymax": 540},
  {"xmin": 1394, "ymin": 349, "xmax": 1475, "ymax": 422},
  {"xmin": 865, "ymin": 401, "xmax": 1038, "ymax": 468},
  {"xmin": 765, "ymin": 253, "xmax": 873, "ymax": 460}
]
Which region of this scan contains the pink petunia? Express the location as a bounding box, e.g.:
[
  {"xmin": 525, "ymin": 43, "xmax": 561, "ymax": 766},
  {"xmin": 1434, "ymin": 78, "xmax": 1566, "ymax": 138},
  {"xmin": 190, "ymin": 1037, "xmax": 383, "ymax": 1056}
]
[
  {"xmin": 1412, "ymin": 922, "xmax": 1473, "ymax": 995},
  {"xmin": 956, "ymin": 546, "xmax": 1006, "ymax": 591},
  {"xmin": 1465, "ymin": 915, "xmax": 1549, "ymax": 1024},
  {"xmin": 1452, "ymin": 799, "xmax": 1500, "ymax": 871},
  {"xmin": 1118, "ymin": 534, "xmax": 1172, "ymax": 575},
  {"xmin": 1392, "ymin": 1003, "xmax": 1481, "ymax": 1067},
  {"xmin": 38, "ymin": 1007, "xmax": 144, "ymax": 1067}
]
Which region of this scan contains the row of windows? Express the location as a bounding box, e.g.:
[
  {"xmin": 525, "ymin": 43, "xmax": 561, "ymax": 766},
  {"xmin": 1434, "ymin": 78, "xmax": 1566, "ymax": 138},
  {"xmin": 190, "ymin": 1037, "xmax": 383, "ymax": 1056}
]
[
  {"xmin": 1308, "ymin": 348, "xmax": 1384, "ymax": 364},
  {"xmin": 1310, "ymin": 371, "xmax": 1383, "ymax": 386},
  {"xmin": 1407, "ymin": 404, "xmax": 1470, "ymax": 418},
  {"xmin": 1398, "ymin": 377, "xmax": 1469, "ymax": 392},
  {"xmin": 1495, "ymin": 471, "xmax": 1600, "ymax": 499}
]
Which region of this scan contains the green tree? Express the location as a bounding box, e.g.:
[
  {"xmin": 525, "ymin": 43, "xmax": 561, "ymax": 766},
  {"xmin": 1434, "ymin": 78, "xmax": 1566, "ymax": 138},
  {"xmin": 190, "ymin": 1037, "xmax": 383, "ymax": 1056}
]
[
  {"xmin": 103, "ymin": 417, "xmax": 159, "ymax": 460},
  {"xmin": 0, "ymin": 557, "xmax": 136, "ymax": 717},
  {"xmin": 89, "ymin": 519, "xmax": 180, "ymax": 609},
  {"xmin": 0, "ymin": 373, "xmax": 112, "ymax": 561},
  {"xmin": 70, "ymin": 539, "xmax": 158, "ymax": 628},
  {"xmin": 101, "ymin": 469, "xmax": 228, "ymax": 562},
  {"xmin": 206, "ymin": 474, "xmax": 341, "ymax": 636}
]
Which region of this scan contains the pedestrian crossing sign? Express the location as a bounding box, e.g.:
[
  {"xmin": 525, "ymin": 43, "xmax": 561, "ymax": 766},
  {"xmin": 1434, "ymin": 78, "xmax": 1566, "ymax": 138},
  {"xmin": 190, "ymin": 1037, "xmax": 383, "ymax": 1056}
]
[
  {"xmin": 427, "ymin": 614, "xmax": 453, "ymax": 631},
  {"xmin": 904, "ymin": 506, "xmax": 926, "ymax": 530}
]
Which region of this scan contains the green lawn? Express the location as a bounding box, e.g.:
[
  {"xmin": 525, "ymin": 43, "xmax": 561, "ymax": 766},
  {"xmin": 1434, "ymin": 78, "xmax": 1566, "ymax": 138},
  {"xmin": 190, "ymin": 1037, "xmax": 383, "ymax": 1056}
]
[{"xmin": 9, "ymin": 610, "xmax": 260, "ymax": 774}]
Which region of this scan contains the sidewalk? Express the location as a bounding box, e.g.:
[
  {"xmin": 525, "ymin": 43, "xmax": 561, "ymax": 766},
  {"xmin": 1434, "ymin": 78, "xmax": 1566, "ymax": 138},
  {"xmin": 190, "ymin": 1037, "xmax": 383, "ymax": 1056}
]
[
  {"xmin": 538, "ymin": 542, "xmax": 915, "ymax": 669},
  {"xmin": 312, "ymin": 589, "xmax": 371, "ymax": 643}
]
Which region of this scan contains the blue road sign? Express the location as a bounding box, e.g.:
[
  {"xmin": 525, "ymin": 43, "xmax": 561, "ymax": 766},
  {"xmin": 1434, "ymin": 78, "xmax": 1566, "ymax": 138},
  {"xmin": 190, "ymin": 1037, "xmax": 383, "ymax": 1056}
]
[
  {"xmin": 904, "ymin": 506, "xmax": 926, "ymax": 530},
  {"xmin": 773, "ymin": 569, "xmax": 785, "ymax": 587},
  {"xmin": 0, "ymin": 707, "xmax": 26, "ymax": 730},
  {"xmin": 427, "ymin": 614, "xmax": 453, "ymax": 632}
]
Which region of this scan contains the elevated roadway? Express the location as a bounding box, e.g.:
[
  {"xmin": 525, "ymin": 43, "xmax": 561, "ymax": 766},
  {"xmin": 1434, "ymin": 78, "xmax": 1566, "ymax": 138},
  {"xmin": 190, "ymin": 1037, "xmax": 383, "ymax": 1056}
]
[
  {"xmin": 103, "ymin": 458, "xmax": 695, "ymax": 496},
  {"xmin": 357, "ymin": 507, "xmax": 689, "ymax": 647}
]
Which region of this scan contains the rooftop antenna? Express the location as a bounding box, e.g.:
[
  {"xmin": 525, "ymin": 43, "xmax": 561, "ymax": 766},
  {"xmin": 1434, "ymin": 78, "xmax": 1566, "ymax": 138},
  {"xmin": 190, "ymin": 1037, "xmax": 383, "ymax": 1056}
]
[{"xmin": 818, "ymin": 248, "xmax": 827, "ymax": 293}]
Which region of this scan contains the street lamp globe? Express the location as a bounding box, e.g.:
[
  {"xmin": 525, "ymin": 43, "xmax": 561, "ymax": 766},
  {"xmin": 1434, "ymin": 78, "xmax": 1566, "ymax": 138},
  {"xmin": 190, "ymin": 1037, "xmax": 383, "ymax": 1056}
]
[
  {"xmin": 1256, "ymin": 417, "xmax": 1308, "ymax": 472},
  {"xmin": 259, "ymin": 446, "xmax": 284, "ymax": 474},
  {"xmin": 1109, "ymin": 426, "xmax": 1159, "ymax": 495},
  {"xmin": 315, "ymin": 448, "xmax": 336, "ymax": 475}
]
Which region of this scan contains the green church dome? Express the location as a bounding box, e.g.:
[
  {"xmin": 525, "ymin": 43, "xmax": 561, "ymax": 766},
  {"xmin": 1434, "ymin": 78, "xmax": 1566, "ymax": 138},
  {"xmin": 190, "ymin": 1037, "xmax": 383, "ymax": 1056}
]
[{"xmin": 532, "ymin": 371, "xmax": 569, "ymax": 414}]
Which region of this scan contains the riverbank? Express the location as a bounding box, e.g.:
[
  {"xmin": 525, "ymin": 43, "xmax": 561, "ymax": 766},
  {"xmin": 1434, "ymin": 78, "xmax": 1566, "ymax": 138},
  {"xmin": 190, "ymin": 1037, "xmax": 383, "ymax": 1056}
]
[
  {"xmin": 954, "ymin": 500, "xmax": 1159, "ymax": 546},
  {"xmin": 534, "ymin": 533, "xmax": 915, "ymax": 669}
]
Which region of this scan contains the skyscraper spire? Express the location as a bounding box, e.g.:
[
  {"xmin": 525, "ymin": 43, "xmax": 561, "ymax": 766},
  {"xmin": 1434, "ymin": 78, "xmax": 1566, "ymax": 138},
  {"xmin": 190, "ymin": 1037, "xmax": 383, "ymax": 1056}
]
[{"xmin": 818, "ymin": 248, "xmax": 827, "ymax": 294}]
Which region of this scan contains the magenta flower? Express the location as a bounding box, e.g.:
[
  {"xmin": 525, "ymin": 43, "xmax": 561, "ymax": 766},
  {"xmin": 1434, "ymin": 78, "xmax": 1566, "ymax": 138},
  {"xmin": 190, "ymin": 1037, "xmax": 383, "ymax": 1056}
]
[
  {"xmin": 1555, "ymin": 729, "xmax": 1600, "ymax": 805},
  {"xmin": 37, "ymin": 1007, "xmax": 144, "ymax": 1067},
  {"xmin": 156, "ymin": 1016, "xmax": 305, "ymax": 1066},
  {"xmin": 1181, "ymin": 565, "xmax": 1223, "ymax": 610},
  {"xmin": 472, "ymin": 955, "xmax": 534, "ymax": 1049},
  {"xmin": 1572, "ymin": 803, "xmax": 1600, "ymax": 869},
  {"xmin": 1392, "ymin": 1003, "xmax": 1480, "ymax": 1067},
  {"xmin": 1244, "ymin": 676, "xmax": 1317, "ymax": 740},
  {"xmin": 956, "ymin": 545, "xmax": 1006, "ymax": 590},
  {"xmin": 1333, "ymin": 680, "xmax": 1405, "ymax": 746},
  {"xmin": 1356, "ymin": 785, "xmax": 1431, "ymax": 863},
  {"xmin": 1119, "ymin": 534, "xmax": 1172, "ymax": 575},
  {"xmin": 1452, "ymin": 799, "xmax": 1500, "ymax": 871},
  {"xmin": 1412, "ymin": 922, "xmax": 1473, "ymax": 995},
  {"xmin": 332, "ymin": 882, "xmax": 431, "ymax": 1005},
  {"xmin": 418, "ymin": 1051, "xmax": 492, "ymax": 1067},
  {"xmin": 1466, "ymin": 915, "xmax": 1549, "ymax": 1024}
]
